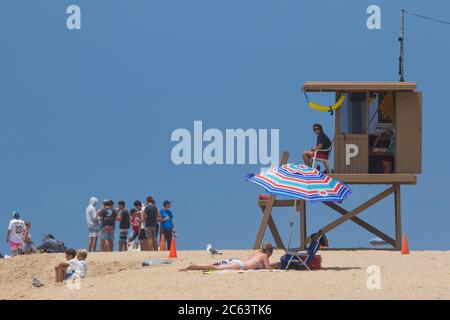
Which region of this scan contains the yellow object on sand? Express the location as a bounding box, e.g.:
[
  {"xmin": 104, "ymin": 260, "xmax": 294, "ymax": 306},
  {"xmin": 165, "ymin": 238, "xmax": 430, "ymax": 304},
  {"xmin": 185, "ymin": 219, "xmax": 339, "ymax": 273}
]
[{"xmin": 308, "ymin": 95, "xmax": 346, "ymax": 113}]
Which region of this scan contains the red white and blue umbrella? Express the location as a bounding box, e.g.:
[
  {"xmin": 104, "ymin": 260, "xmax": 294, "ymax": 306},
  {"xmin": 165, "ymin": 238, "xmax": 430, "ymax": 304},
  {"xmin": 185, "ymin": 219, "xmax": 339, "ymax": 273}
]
[{"xmin": 246, "ymin": 163, "xmax": 351, "ymax": 203}]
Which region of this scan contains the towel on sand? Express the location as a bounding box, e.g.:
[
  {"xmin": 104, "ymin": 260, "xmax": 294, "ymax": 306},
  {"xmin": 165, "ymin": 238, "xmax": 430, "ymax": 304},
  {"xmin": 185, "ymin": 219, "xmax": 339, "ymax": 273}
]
[
  {"xmin": 142, "ymin": 259, "xmax": 171, "ymax": 266},
  {"xmin": 203, "ymin": 269, "xmax": 286, "ymax": 274}
]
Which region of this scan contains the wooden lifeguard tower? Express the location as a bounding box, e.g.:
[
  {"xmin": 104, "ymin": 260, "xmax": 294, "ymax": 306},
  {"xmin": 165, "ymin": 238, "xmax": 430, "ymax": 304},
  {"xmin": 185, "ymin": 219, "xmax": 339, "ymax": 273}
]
[{"xmin": 254, "ymin": 81, "xmax": 422, "ymax": 250}]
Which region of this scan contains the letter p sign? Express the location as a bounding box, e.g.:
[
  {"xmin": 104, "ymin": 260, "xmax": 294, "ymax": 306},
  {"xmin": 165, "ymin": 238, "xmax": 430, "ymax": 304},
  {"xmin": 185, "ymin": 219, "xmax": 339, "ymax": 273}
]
[{"xmin": 345, "ymin": 144, "xmax": 359, "ymax": 166}]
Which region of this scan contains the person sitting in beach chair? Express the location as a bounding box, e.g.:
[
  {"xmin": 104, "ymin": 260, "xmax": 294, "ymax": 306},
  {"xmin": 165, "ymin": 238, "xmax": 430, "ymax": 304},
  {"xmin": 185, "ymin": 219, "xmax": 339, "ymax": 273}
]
[
  {"xmin": 302, "ymin": 123, "xmax": 331, "ymax": 169},
  {"xmin": 179, "ymin": 242, "xmax": 274, "ymax": 271}
]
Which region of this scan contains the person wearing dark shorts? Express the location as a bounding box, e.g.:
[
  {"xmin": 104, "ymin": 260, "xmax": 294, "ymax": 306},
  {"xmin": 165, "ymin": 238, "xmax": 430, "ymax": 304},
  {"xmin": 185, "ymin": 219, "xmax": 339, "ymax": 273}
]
[
  {"xmin": 116, "ymin": 201, "xmax": 130, "ymax": 252},
  {"xmin": 303, "ymin": 123, "xmax": 331, "ymax": 168},
  {"xmin": 144, "ymin": 196, "xmax": 162, "ymax": 251},
  {"xmin": 130, "ymin": 200, "xmax": 148, "ymax": 251},
  {"xmin": 128, "ymin": 208, "xmax": 140, "ymax": 249},
  {"xmin": 160, "ymin": 200, "xmax": 175, "ymax": 250}
]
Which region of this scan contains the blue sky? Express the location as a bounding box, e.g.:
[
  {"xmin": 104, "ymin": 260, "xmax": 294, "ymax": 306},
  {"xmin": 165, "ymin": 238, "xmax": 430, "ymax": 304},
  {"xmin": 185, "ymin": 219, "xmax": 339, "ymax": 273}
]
[{"xmin": 1, "ymin": 0, "xmax": 449, "ymax": 252}]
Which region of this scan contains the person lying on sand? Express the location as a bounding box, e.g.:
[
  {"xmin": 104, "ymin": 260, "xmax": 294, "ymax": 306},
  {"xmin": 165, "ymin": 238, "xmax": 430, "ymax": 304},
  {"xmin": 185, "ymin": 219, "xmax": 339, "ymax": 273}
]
[
  {"xmin": 38, "ymin": 234, "xmax": 66, "ymax": 253},
  {"xmin": 180, "ymin": 242, "xmax": 274, "ymax": 271}
]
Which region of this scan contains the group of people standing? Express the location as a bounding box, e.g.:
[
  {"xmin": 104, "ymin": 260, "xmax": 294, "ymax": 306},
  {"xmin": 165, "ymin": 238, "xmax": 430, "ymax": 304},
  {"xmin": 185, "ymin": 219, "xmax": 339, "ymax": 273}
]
[
  {"xmin": 5, "ymin": 212, "xmax": 66, "ymax": 257},
  {"xmin": 85, "ymin": 196, "xmax": 175, "ymax": 252}
]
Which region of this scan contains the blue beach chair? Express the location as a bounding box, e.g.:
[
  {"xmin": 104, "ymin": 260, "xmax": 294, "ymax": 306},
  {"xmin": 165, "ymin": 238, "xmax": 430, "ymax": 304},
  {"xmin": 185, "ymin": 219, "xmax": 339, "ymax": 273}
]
[{"xmin": 283, "ymin": 233, "xmax": 323, "ymax": 271}]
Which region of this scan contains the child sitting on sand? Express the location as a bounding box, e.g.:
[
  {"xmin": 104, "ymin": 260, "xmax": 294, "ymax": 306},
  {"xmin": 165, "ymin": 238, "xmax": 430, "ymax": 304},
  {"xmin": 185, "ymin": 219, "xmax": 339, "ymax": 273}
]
[
  {"xmin": 180, "ymin": 242, "xmax": 274, "ymax": 272},
  {"xmin": 75, "ymin": 249, "xmax": 88, "ymax": 278},
  {"xmin": 54, "ymin": 248, "xmax": 88, "ymax": 282}
]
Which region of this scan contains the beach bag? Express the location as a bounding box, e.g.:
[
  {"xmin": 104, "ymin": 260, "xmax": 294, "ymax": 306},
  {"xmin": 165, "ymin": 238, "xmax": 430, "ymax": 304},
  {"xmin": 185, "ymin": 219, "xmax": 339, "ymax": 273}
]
[{"xmin": 310, "ymin": 230, "xmax": 328, "ymax": 248}]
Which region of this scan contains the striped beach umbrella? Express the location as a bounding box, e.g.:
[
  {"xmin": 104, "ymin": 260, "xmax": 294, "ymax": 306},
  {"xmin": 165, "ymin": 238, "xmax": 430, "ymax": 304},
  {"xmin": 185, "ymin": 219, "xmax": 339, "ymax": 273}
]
[{"xmin": 246, "ymin": 163, "xmax": 351, "ymax": 203}]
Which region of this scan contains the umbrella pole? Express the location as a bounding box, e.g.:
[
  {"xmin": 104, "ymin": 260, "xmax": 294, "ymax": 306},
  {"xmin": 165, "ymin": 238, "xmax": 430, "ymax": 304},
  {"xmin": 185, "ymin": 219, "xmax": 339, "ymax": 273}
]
[{"xmin": 287, "ymin": 200, "xmax": 297, "ymax": 250}]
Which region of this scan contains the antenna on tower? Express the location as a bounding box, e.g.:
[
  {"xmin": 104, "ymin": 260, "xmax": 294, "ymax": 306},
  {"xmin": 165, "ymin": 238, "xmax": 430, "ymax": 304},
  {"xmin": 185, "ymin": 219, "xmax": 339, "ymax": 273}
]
[
  {"xmin": 397, "ymin": 9, "xmax": 450, "ymax": 82},
  {"xmin": 398, "ymin": 9, "xmax": 405, "ymax": 82}
]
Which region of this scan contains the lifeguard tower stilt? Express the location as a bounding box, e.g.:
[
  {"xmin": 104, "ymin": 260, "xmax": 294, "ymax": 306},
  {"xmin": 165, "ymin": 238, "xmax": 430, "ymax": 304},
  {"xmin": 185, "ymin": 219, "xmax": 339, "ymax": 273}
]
[{"xmin": 253, "ymin": 82, "xmax": 422, "ymax": 251}]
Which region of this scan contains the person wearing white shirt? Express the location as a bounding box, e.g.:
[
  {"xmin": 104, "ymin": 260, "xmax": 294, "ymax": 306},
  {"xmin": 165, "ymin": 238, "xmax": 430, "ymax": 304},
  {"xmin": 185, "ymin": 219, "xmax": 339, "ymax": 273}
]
[
  {"xmin": 86, "ymin": 197, "xmax": 99, "ymax": 252},
  {"xmin": 6, "ymin": 212, "xmax": 27, "ymax": 257},
  {"xmin": 71, "ymin": 249, "xmax": 88, "ymax": 278},
  {"xmin": 55, "ymin": 248, "xmax": 77, "ymax": 282},
  {"xmin": 54, "ymin": 248, "xmax": 88, "ymax": 282}
]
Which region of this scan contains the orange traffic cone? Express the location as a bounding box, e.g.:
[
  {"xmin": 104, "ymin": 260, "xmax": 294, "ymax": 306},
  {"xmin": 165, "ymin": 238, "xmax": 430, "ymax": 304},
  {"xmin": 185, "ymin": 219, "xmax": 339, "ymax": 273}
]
[
  {"xmin": 168, "ymin": 238, "xmax": 177, "ymax": 258},
  {"xmin": 401, "ymin": 234, "xmax": 409, "ymax": 255},
  {"xmin": 159, "ymin": 233, "xmax": 166, "ymax": 251}
]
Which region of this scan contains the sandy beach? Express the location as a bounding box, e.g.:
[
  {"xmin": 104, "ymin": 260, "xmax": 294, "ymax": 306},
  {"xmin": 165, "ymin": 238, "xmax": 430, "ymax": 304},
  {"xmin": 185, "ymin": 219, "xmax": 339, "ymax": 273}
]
[{"xmin": 0, "ymin": 249, "xmax": 449, "ymax": 300}]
